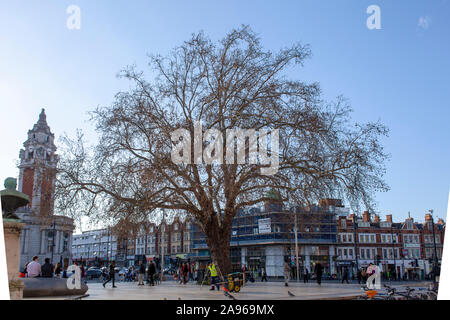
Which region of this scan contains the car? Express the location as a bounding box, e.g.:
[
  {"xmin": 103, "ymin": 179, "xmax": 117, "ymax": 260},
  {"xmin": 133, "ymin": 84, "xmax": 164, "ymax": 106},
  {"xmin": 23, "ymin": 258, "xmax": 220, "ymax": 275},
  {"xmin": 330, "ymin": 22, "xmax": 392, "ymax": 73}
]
[
  {"xmin": 88, "ymin": 266, "xmax": 100, "ymax": 271},
  {"xmin": 85, "ymin": 268, "xmax": 103, "ymax": 280}
]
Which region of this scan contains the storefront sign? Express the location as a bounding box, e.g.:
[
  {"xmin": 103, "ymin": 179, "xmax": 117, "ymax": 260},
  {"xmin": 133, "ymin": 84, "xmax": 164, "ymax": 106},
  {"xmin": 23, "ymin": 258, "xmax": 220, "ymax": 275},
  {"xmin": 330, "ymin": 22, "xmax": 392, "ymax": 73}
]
[{"xmin": 258, "ymin": 218, "xmax": 271, "ymax": 234}]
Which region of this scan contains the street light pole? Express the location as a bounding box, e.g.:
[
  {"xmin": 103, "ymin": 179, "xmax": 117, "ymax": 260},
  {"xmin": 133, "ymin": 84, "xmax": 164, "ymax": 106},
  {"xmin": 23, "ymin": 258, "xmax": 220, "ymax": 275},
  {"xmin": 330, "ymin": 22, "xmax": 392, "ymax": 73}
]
[
  {"xmin": 353, "ymin": 214, "xmax": 359, "ymax": 277},
  {"xmin": 430, "ymin": 210, "xmax": 439, "ymax": 284},
  {"xmin": 294, "ymin": 211, "xmax": 299, "ymax": 282},
  {"xmin": 391, "ymin": 224, "xmax": 397, "ymax": 281},
  {"xmin": 50, "ymin": 221, "xmax": 56, "ymax": 264}
]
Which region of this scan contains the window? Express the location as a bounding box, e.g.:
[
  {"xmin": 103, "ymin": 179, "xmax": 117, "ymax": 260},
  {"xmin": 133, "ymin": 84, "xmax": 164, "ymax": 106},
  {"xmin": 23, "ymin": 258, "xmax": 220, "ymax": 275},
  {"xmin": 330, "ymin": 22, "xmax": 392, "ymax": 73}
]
[{"xmin": 406, "ymin": 220, "xmax": 413, "ymax": 230}]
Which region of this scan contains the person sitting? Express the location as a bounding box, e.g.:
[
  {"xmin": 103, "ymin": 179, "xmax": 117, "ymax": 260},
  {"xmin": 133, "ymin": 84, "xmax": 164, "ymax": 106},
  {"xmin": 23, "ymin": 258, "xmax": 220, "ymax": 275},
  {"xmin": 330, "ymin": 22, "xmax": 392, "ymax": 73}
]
[
  {"xmin": 41, "ymin": 258, "xmax": 54, "ymax": 278},
  {"xmin": 27, "ymin": 256, "xmax": 41, "ymax": 278}
]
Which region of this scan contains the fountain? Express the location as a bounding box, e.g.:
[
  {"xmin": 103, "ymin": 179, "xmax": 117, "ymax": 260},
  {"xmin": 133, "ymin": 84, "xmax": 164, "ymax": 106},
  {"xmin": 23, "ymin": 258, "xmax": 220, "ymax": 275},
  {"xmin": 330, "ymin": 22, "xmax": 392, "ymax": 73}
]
[{"xmin": 1, "ymin": 177, "xmax": 29, "ymax": 299}]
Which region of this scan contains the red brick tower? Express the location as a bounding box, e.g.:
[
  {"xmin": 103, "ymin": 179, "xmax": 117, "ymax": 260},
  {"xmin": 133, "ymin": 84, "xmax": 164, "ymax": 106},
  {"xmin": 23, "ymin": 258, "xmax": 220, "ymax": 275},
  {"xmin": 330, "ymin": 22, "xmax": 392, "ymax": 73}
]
[{"xmin": 17, "ymin": 109, "xmax": 58, "ymax": 216}]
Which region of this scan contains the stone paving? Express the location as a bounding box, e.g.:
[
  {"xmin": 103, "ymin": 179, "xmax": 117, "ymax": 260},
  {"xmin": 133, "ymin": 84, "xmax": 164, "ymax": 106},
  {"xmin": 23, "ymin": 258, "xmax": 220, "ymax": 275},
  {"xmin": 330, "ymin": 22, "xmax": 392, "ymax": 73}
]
[{"xmin": 23, "ymin": 280, "xmax": 433, "ymax": 300}]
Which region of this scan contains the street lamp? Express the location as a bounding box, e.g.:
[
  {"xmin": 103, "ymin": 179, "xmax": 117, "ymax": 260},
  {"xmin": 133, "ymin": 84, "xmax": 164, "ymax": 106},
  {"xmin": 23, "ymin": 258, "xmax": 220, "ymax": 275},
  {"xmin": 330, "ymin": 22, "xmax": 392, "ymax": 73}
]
[
  {"xmin": 294, "ymin": 210, "xmax": 299, "ymax": 282},
  {"xmin": 390, "ymin": 224, "xmax": 397, "ymax": 281},
  {"xmin": 353, "ymin": 213, "xmax": 359, "ymax": 277},
  {"xmin": 429, "ymin": 210, "xmax": 439, "ymax": 284},
  {"xmin": 50, "ymin": 220, "xmax": 56, "ymax": 264}
]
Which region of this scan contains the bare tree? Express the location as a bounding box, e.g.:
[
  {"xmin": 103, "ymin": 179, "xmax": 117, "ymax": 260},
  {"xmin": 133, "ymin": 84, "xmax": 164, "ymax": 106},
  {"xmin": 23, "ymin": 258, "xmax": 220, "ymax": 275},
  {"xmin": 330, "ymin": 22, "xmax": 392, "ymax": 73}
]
[{"xmin": 56, "ymin": 26, "xmax": 389, "ymax": 274}]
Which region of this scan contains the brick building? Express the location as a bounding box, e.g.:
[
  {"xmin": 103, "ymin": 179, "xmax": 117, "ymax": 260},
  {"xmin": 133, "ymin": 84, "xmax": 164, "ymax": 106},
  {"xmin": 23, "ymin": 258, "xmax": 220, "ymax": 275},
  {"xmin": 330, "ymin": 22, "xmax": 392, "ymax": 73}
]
[{"xmin": 336, "ymin": 210, "xmax": 445, "ymax": 280}]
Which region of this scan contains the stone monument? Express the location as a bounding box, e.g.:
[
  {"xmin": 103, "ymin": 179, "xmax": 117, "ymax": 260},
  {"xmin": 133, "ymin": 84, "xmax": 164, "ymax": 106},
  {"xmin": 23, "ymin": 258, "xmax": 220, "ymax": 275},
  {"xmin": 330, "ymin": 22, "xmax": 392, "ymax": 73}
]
[{"xmin": 1, "ymin": 177, "xmax": 29, "ymax": 299}]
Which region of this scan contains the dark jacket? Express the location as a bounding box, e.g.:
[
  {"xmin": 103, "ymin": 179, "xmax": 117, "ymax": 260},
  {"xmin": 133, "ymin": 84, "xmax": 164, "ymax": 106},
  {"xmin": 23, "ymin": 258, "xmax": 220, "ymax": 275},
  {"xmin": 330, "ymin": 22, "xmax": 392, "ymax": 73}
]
[
  {"xmin": 109, "ymin": 264, "xmax": 115, "ymax": 276},
  {"xmin": 41, "ymin": 263, "xmax": 54, "ymax": 278},
  {"xmin": 314, "ymin": 264, "xmax": 323, "ymax": 276},
  {"xmin": 139, "ymin": 264, "xmax": 146, "ymax": 274},
  {"xmin": 148, "ymin": 263, "xmax": 156, "ymax": 275}
]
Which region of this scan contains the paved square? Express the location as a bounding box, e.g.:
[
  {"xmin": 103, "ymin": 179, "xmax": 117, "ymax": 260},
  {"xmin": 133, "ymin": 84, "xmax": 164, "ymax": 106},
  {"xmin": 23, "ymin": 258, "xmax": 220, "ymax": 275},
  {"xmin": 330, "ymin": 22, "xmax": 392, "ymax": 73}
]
[{"xmin": 23, "ymin": 280, "xmax": 433, "ymax": 300}]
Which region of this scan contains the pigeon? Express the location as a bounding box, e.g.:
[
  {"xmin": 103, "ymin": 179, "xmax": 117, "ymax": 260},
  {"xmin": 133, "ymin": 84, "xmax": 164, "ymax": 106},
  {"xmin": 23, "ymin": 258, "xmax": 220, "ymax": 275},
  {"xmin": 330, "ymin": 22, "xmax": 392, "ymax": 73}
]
[{"xmin": 288, "ymin": 291, "xmax": 295, "ymax": 297}]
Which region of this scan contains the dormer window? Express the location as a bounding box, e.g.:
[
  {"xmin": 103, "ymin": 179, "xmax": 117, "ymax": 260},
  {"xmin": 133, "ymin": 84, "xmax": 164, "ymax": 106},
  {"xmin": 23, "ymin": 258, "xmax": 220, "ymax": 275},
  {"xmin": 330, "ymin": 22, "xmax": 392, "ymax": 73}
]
[{"xmin": 406, "ymin": 220, "xmax": 413, "ymax": 230}]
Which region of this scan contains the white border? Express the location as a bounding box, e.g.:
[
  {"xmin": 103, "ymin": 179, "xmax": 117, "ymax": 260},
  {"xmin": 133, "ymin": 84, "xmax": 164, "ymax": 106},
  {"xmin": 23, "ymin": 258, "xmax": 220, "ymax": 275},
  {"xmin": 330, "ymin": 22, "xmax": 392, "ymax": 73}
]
[
  {"xmin": 438, "ymin": 188, "xmax": 450, "ymax": 300},
  {"xmin": 0, "ymin": 199, "xmax": 11, "ymax": 299}
]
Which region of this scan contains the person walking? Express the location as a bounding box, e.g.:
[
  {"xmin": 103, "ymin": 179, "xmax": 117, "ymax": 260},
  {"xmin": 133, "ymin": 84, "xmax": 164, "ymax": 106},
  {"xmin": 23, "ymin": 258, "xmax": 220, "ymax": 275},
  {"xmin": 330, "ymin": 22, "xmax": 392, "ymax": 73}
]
[
  {"xmin": 303, "ymin": 267, "xmax": 309, "ymax": 283},
  {"xmin": 208, "ymin": 261, "xmax": 220, "ymax": 291},
  {"xmin": 41, "ymin": 258, "xmax": 54, "ymax": 278},
  {"xmin": 103, "ymin": 261, "xmax": 117, "ymax": 288},
  {"xmin": 54, "ymin": 263, "xmax": 62, "ymax": 279},
  {"xmin": 261, "ymin": 267, "xmax": 268, "ymax": 282},
  {"xmin": 27, "ymin": 256, "xmax": 41, "ymax": 278},
  {"xmin": 341, "ymin": 266, "xmax": 349, "ymax": 284},
  {"xmin": 138, "ymin": 261, "xmax": 145, "ymax": 285},
  {"xmin": 357, "ymin": 268, "xmax": 362, "ymax": 284},
  {"xmin": 147, "ymin": 260, "xmax": 156, "ymax": 286},
  {"xmin": 283, "ymin": 261, "xmax": 291, "ymax": 287},
  {"xmin": 314, "ymin": 262, "xmax": 323, "ymax": 285}
]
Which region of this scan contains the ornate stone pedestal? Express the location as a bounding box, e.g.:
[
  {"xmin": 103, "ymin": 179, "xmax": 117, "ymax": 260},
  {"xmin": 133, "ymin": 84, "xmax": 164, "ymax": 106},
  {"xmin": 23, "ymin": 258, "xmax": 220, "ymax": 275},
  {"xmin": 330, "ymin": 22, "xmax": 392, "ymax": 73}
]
[{"xmin": 3, "ymin": 219, "xmax": 25, "ymax": 300}]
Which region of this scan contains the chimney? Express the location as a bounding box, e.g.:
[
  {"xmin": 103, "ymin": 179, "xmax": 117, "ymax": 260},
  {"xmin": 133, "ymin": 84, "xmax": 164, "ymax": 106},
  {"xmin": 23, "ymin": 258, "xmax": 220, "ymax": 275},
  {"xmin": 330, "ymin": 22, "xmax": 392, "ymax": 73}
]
[
  {"xmin": 374, "ymin": 215, "xmax": 380, "ymax": 223},
  {"xmin": 362, "ymin": 211, "xmax": 370, "ymax": 222},
  {"xmin": 348, "ymin": 213, "xmax": 355, "ymax": 221},
  {"xmin": 386, "ymin": 214, "xmax": 392, "ymax": 223}
]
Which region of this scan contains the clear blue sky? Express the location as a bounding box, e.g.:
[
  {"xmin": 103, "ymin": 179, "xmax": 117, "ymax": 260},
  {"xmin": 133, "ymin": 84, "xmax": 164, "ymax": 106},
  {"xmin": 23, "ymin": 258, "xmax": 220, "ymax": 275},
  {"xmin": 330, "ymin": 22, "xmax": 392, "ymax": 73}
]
[{"xmin": 1, "ymin": 0, "xmax": 449, "ymax": 225}]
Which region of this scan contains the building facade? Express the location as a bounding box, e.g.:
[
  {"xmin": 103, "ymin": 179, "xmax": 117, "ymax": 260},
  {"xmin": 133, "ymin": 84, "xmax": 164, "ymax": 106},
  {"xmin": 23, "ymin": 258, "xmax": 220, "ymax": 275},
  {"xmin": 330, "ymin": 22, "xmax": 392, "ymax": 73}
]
[
  {"xmin": 336, "ymin": 211, "xmax": 445, "ymax": 280},
  {"xmin": 16, "ymin": 109, "xmax": 75, "ymax": 270},
  {"xmin": 72, "ymin": 228, "xmax": 117, "ymax": 266},
  {"xmin": 71, "ymin": 199, "xmax": 445, "ymax": 281}
]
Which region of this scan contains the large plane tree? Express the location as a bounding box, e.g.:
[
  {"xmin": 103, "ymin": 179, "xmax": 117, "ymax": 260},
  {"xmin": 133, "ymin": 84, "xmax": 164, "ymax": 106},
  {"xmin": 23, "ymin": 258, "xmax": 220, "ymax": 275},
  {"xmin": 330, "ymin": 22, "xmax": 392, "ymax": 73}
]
[{"xmin": 56, "ymin": 26, "xmax": 389, "ymax": 274}]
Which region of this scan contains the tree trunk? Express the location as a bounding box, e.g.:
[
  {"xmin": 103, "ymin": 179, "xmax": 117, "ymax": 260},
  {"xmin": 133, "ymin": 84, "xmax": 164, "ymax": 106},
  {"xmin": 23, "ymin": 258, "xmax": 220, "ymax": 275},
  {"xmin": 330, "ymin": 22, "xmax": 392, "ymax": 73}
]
[{"xmin": 205, "ymin": 222, "xmax": 233, "ymax": 276}]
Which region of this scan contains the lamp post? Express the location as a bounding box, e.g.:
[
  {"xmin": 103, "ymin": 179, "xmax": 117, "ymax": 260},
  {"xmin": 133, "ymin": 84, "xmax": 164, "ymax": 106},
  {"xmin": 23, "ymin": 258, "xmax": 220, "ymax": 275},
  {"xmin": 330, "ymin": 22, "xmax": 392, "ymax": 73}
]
[
  {"xmin": 391, "ymin": 224, "xmax": 397, "ymax": 281},
  {"xmin": 50, "ymin": 221, "xmax": 56, "ymax": 264},
  {"xmin": 353, "ymin": 214, "xmax": 359, "ymax": 277},
  {"xmin": 429, "ymin": 210, "xmax": 439, "ymax": 284},
  {"xmin": 294, "ymin": 211, "xmax": 299, "ymax": 282}
]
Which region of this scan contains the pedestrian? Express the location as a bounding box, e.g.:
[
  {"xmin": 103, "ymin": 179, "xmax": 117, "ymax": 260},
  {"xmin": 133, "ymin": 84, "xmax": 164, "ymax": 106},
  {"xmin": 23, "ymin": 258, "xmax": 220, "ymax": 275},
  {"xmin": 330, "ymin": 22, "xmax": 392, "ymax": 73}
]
[
  {"xmin": 283, "ymin": 261, "xmax": 291, "ymax": 287},
  {"xmin": 182, "ymin": 262, "xmax": 189, "ymax": 284},
  {"xmin": 261, "ymin": 267, "xmax": 268, "ymax": 282},
  {"xmin": 138, "ymin": 261, "xmax": 145, "ymax": 285},
  {"xmin": 79, "ymin": 263, "xmax": 86, "ymax": 283},
  {"xmin": 41, "ymin": 258, "xmax": 54, "ymax": 278},
  {"xmin": 54, "ymin": 263, "xmax": 62, "ymax": 279},
  {"xmin": 147, "ymin": 260, "xmax": 156, "ymax": 286},
  {"xmin": 314, "ymin": 262, "xmax": 323, "ymax": 285},
  {"xmin": 303, "ymin": 267, "xmax": 309, "ymax": 283},
  {"xmin": 189, "ymin": 263, "xmax": 195, "ymax": 282},
  {"xmin": 208, "ymin": 261, "xmax": 220, "ymax": 291},
  {"xmin": 341, "ymin": 266, "xmax": 349, "ymax": 284},
  {"xmin": 27, "ymin": 256, "xmax": 41, "ymax": 278},
  {"xmin": 103, "ymin": 261, "xmax": 117, "ymax": 288}
]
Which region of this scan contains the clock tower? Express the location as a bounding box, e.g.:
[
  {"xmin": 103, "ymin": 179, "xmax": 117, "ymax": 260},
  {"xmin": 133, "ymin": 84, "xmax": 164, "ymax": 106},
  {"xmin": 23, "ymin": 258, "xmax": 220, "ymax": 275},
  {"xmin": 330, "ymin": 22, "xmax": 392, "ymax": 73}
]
[{"xmin": 18, "ymin": 108, "xmax": 57, "ymax": 216}]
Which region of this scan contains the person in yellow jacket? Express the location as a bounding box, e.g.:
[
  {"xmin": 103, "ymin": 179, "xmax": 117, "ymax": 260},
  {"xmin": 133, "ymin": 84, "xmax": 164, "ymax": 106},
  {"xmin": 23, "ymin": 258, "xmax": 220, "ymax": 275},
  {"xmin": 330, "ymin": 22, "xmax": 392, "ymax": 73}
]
[{"xmin": 208, "ymin": 262, "xmax": 220, "ymax": 291}]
